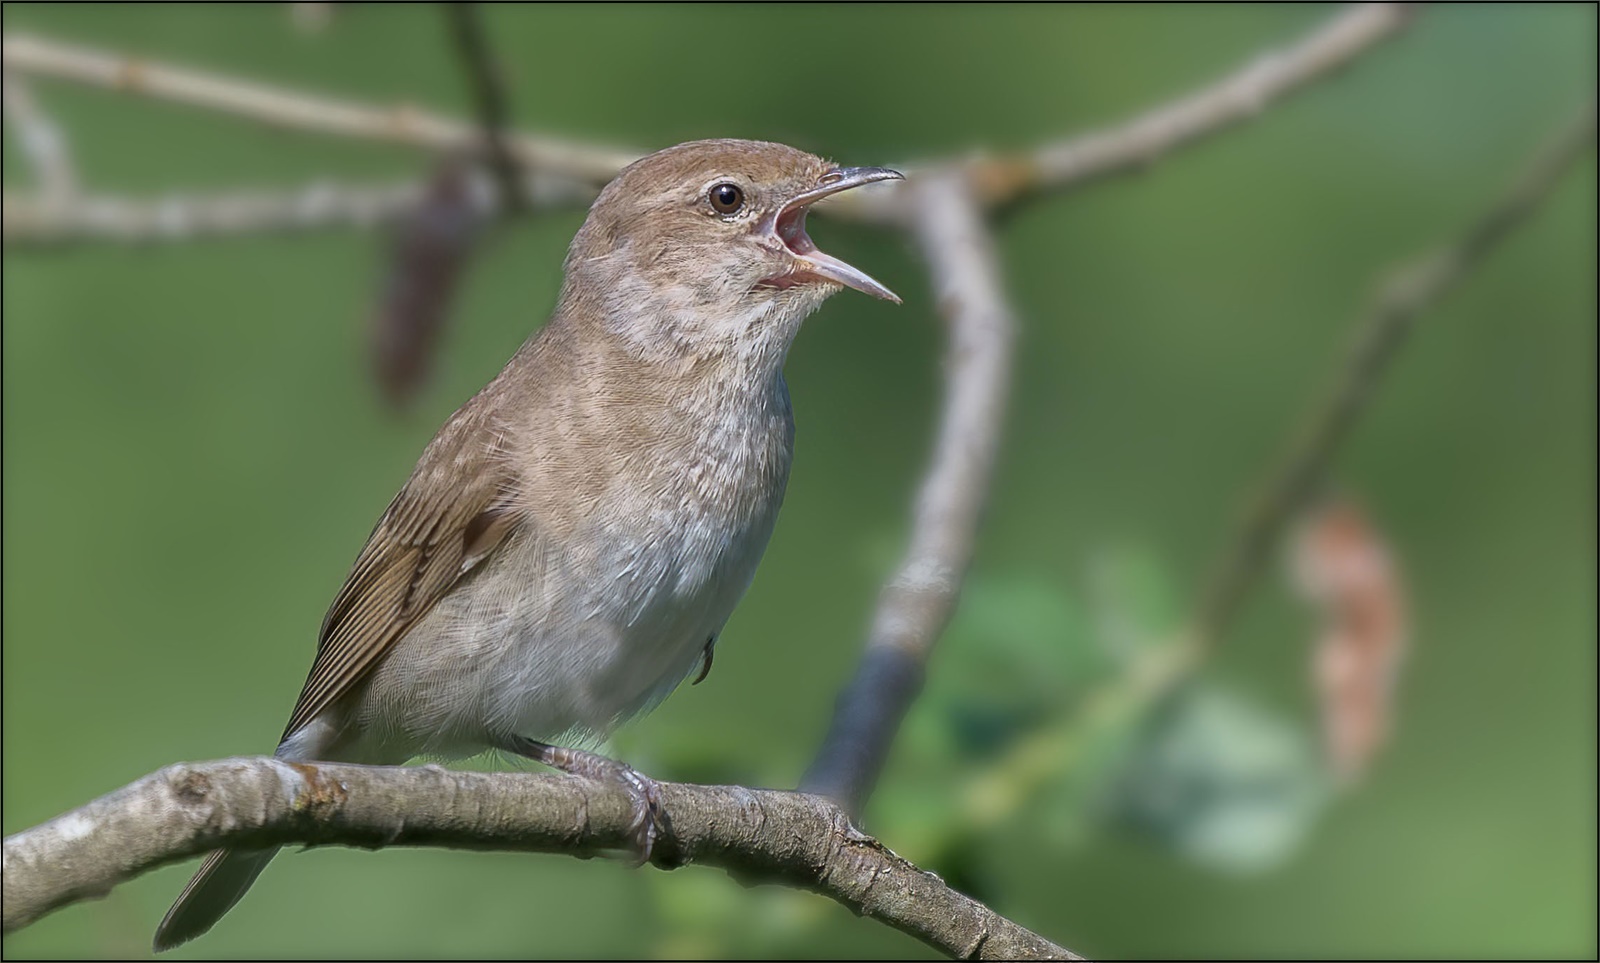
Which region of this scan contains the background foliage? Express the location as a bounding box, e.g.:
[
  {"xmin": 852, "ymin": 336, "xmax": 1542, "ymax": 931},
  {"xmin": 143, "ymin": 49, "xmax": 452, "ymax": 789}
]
[{"xmin": 3, "ymin": 4, "xmax": 1594, "ymax": 959}]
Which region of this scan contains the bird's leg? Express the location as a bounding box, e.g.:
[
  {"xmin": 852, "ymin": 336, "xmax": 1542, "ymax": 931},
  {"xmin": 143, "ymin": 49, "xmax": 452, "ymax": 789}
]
[{"xmin": 502, "ymin": 736, "xmax": 663, "ymax": 864}]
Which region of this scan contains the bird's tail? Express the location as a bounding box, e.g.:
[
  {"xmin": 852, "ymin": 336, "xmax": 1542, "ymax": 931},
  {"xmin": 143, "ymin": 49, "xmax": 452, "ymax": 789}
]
[
  {"xmin": 152, "ymin": 846, "xmax": 279, "ymax": 952},
  {"xmin": 153, "ymin": 718, "xmax": 343, "ymax": 952}
]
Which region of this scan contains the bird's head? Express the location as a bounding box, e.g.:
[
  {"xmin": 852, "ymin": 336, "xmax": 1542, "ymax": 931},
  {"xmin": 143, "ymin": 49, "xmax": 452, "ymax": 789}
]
[{"xmin": 560, "ymin": 139, "xmax": 901, "ymax": 365}]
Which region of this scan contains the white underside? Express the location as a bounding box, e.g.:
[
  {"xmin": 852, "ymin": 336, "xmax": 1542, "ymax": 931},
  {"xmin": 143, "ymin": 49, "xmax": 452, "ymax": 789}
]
[
  {"xmin": 349, "ymin": 509, "xmax": 775, "ymax": 759},
  {"xmin": 293, "ymin": 395, "xmax": 793, "ymax": 765}
]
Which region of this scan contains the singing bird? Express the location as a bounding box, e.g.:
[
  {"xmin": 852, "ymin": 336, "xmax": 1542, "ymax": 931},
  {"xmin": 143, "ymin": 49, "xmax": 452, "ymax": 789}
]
[{"xmin": 154, "ymin": 139, "xmax": 902, "ymax": 950}]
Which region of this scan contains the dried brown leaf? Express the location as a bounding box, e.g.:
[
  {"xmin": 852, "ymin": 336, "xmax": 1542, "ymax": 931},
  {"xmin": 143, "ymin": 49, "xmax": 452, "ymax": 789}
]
[
  {"xmin": 1290, "ymin": 496, "xmax": 1408, "ymax": 786},
  {"xmin": 368, "ymin": 156, "xmax": 483, "ymax": 409}
]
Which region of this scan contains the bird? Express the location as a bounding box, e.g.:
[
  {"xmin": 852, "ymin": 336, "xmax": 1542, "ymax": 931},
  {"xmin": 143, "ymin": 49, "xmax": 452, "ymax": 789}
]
[{"xmin": 153, "ymin": 138, "xmax": 903, "ymax": 951}]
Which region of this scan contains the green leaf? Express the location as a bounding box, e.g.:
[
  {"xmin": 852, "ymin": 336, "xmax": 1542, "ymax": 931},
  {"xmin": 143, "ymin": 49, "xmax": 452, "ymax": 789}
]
[{"xmin": 1104, "ymin": 682, "xmax": 1332, "ymax": 874}]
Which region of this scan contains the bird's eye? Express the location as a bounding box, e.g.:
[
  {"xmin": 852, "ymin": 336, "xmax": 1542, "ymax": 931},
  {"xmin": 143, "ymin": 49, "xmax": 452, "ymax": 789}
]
[{"xmin": 708, "ymin": 183, "xmax": 745, "ymax": 216}]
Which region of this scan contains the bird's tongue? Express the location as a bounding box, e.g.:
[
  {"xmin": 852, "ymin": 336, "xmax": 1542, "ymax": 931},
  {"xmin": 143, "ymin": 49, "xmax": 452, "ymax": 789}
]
[
  {"xmin": 772, "ymin": 205, "xmax": 900, "ymax": 303},
  {"xmin": 777, "ymin": 205, "xmax": 818, "ymax": 255}
]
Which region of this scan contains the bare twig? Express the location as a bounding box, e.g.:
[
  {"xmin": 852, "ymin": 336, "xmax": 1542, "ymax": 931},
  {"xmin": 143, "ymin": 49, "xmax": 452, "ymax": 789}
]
[
  {"xmin": 2, "ymin": 181, "xmax": 427, "ymax": 244},
  {"xmin": 1, "ymin": 6, "xmax": 1406, "ymax": 236},
  {"xmin": 801, "ymin": 173, "xmax": 1016, "ymax": 816},
  {"xmin": 854, "ymin": 97, "xmax": 1596, "ymax": 878},
  {"xmin": 1, "ymin": 70, "xmax": 77, "ymax": 204},
  {"xmin": 288, "ymin": 3, "xmax": 332, "ymax": 35},
  {"xmin": 1, "ymin": 172, "xmax": 594, "ymax": 246},
  {"xmin": 828, "ymin": 2, "xmax": 1413, "ymax": 223},
  {"xmin": 968, "ymin": 2, "xmax": 1414, "ymax": 208},
  {"xmin": 2, "ymin": 758, "xmax": 1079, "ymax": 960},
  {"xmin": 0, "ymin": 33, "xmax": 636, "ymax": 184},
  {"xmin": 1191, "ymin": 99, "xmax": 1596, "ymax": 649},
  {"xmin": 443, "ymin": 3, "xmax": 527, "ymax": 213}
]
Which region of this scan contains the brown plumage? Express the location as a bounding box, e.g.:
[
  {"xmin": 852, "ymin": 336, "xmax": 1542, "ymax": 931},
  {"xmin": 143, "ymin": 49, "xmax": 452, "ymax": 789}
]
[{"xmin": 154, "ymin": 139, "xmax": 901, "ymax": 951}]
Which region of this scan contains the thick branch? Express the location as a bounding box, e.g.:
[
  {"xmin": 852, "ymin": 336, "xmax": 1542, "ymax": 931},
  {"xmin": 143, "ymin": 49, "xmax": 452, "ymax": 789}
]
[
  {"xmin": 1191, "ymin": 98, "xmax": 1595, "ymax": 648},
  {"xmin": 801, "ymin": 173, "xmax": 1016, "ymax": 816},
  {"xmin": 1, "ymin": 758, "xmax": 1078, "ymax": 960}
]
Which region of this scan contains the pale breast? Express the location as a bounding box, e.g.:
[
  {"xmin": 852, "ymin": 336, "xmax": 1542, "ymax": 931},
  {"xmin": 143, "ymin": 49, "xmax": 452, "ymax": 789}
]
[{"xmin": 356, "ymin": 376, "xmax": 795, "ymax": 758}]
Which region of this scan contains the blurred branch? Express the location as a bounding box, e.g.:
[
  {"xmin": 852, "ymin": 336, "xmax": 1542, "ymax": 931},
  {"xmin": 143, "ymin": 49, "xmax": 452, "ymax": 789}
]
[
  {"xmin": 2, "ymin": 758, "xmax": 1079, "ymax": 961},
  {"xmin": 1, "ymin": 172, "xmax": 593, "ymax": 246},
  {"xmin": 1190, "ymin": 98, "xmax": 1597, "ymax": 650},
  {"xmin": 873, "ymin": 96, "xmax": 1596, "ymax": 879},
  {"xmin": 1, "ymin": 70, "xmax": 78, "ymax": 205},
  {"xmin": 798, "ymin": 4, "xmax": 1413, "ymax": 817},
  {"xmin": 0, "ymin": 32, "xmax": 636, "ymax": 183},
  {"xmin": 2, "ymin": 181, "xmax": 427, "ymax": 244},
  {"xmin": 1, "ymin": 5, "xmax": 1406, "ymax": 240},
  {"xmin": 442, "ymin": 3, "xmax": 527, "ymax": 213},
  {"xmin": 288, "ymin": 3, "xmax": 332, "ymax": 35},
  {"xmin": 970, "ymin": 2, "xmax": 1413, "ymax": 208},
  {"xmin": 826, "ymin": 2, "xmax": 1413, "ymax": 223},
  {"xmin": 801, "ymin": 173, "xmax": 1016, "ymax": 817}
]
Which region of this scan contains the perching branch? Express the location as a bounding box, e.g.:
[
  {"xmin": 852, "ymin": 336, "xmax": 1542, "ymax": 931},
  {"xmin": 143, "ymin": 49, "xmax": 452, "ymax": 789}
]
[
  {"xmin": 801, "ymin": 173, "xmax": 1016, "ymax": 816},
  {"xmin": 1, "ymin": 4, "xmax": 1406, "ymax": 241},
  {"xmin": 1190, "ymin": 98, "xmax": 1596, "ymax": 651},
  {"xmin": 1, "ymin": 758, "xmax": 1079, "ymax": 960}
]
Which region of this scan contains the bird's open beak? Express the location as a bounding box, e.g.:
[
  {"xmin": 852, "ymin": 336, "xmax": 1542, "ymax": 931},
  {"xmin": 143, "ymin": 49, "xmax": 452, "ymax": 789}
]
[{"xmin": 763, "ymin": 166, "xmax": 904, "ymax": 303}]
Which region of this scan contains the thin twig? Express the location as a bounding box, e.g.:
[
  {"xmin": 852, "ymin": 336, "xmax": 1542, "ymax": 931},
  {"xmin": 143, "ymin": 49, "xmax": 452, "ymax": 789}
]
[
  {"xmin": 1, "ymin": 70, "xmax": 77, "ymax": 204},
  {"xmin": 1191, "ymin": 98, "xmax": 1596, "ymax": 649},
  {"xmin": 0, "ymin": 32, "xmax": 636, "ymax": 184},
  {"xmin": 1, "ymin": 758, "xmax": 1080, "ymax": 960},
  {"xmin": 1, "ymin": 172, "xmax": 595, "ymax": 246},
  {"xmin": 969, "ymin": 2, "xmax": 1414, "ymax": 208},
  {"xmin": 443, "ymin": 3, "xmax": 527, "ymax": 213},
  {"xmin": 2, "ymin": 181, "xmax": 427, "ymax": 244},
  {"xmin": 801, "ymin": 173, "xmax": 1016, "ymax": 817},
  {"xmin": 0, "ymin": 6, "xmax": 1406, "ymax": 233},
  {"xmin": 845, "ymin": 97, "xmax": 1596, "ymax": 879},
  {"xmin": 829, "ymin": 2, "xmax": 1413, "ymax": 223}
]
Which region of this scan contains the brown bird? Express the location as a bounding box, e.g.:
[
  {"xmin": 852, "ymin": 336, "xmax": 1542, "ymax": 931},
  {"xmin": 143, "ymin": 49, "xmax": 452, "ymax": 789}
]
[{"xmin": 154, "ymin": 139, "xmax": 902, "ymax": 951}]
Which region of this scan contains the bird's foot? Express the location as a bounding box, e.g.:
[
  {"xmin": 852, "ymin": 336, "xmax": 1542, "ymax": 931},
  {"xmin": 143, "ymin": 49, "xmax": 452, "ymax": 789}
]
[{"xmin": 503, "ymin": 737, "xmax": 663, "ymax": 864}]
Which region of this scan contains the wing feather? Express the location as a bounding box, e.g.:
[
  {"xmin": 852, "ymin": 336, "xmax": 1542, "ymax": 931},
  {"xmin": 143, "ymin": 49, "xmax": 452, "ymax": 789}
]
[{"xmin": 281, "ymin": 400, "xmax": 520, "ymax": 742}]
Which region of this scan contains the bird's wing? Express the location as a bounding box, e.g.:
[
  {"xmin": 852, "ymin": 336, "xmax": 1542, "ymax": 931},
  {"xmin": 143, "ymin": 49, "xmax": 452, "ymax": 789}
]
[{"xmin": 281, "ymin": 401, "xmax": 521, "ymax": 742}]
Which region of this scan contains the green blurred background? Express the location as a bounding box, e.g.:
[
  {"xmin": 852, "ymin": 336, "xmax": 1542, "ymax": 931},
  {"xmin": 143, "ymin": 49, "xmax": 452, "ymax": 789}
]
[{"xmin": 3, "ymin": 4, "xmax": 1593, "ymax": 959}]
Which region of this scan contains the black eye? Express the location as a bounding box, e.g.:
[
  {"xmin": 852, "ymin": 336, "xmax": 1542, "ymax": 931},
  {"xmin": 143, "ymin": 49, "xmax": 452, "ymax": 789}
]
[{"xmin": 709, "ymin": 183, "xmax": 744, "ymax": 215}]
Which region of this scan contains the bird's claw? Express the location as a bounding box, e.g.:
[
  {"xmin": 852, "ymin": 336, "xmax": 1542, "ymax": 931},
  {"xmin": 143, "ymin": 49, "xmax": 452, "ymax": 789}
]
[
  {"xmin": 616, "ymin": 765, "xmax": 664, "ymax": 866},
  {"xmin": 503, "ymin": 737, "xmax": 663, "ymax": 865}
]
